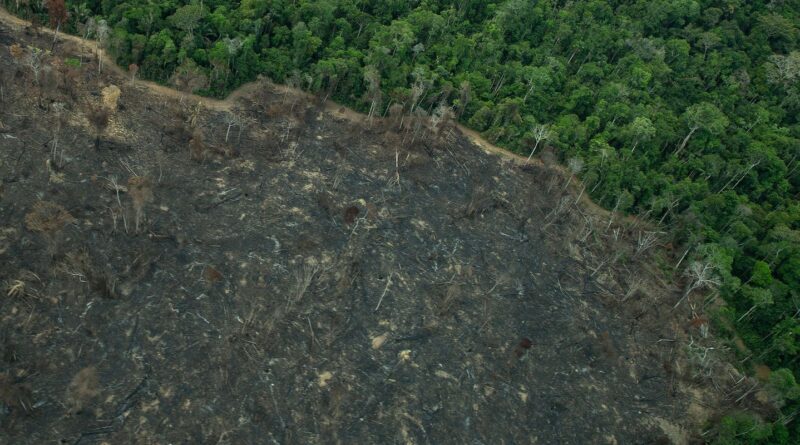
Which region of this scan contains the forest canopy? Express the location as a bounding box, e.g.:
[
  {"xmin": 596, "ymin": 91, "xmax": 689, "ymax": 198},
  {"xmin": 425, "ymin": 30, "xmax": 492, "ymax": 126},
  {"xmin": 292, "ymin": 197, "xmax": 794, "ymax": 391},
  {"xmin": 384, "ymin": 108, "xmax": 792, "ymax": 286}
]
[{"xmin": 6, "ymin": 0, "xmax": 800, "ymax": 441}]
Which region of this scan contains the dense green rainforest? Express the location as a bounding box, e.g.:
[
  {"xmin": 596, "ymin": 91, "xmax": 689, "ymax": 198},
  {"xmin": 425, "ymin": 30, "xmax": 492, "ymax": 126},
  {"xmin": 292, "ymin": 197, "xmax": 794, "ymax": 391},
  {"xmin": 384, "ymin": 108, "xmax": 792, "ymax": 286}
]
[{"xmin": 6, "ymin": 0, "xmax": 800, "ymax": 441}]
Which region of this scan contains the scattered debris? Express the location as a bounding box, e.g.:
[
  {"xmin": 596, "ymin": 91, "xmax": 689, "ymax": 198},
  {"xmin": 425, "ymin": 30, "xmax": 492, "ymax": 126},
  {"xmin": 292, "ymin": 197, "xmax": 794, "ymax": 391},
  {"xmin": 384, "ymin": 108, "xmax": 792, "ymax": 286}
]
[
  {"xmin": 371, "ymin": 333, "xmax": 389, "ymax": 350},
  {"xmin": 317, "ymin": 371, "xmax": 333, "ymax": 388},
  {"xmin": 0, "ymin": 19, "xmax": 710, "ymax": 445}
]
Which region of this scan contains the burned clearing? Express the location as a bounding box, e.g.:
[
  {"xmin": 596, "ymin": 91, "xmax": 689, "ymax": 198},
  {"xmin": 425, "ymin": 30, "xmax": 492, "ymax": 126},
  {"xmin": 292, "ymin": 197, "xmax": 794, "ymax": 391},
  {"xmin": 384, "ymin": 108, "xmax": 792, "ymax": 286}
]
[{"xmin": 0, "ymin": 21, "xmax": 734, "ymax": 445}]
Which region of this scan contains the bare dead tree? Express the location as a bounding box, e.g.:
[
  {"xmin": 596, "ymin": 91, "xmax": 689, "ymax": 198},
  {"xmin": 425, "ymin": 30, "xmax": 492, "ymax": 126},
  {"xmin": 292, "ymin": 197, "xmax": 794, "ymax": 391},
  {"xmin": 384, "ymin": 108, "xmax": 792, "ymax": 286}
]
[
  {"xmin": 456, "ymin": 80, "xmax": 470, "ymax": 119},
  {"xmin": 87, "ymin": 106, "xmax": 109, "ymax": 149},
  {"xmin": 542, "ymin": 196, "xmax": 572, "ymax": 230},
  {"xmin": 430, "ymin": 101, "xmax": 455, "ymax": 139},
  {"xmin": 409, "ymin": 80, "xmax": 426, "ymax": 115},
  {"xmin": 563, "ymin": 157, "xmax": 584, "ymax": 191},
  {"xmin": 387, "ymin": 148, "xmax": 401, "ymax": 191},
  {"xmin": 105, "ymin": 175, "xmax": 128, "ymax": 233},
  {"xmin": 95, "ymin": 19, "xmax": 109, "ymax": 74},
  {"xmin": 128, "ymin": 176, "xmax": 153, "ymax": 232},
  {"xmin": 50, "ymin": 102, "xmax": 66, "ymax": 166},
  {"xmin": 526, "ymin": 124, "xmax": 551, "ymax": 162},
  {"xmin": 635, "ymin": 231, "xmax": 663, "ymax": 257},
  {"xmin": 605, "ymin": 195, "xmax": 623, "ymax": 232},
  {"xmin": 223, "ymin": 112, "xmax": 243, "ymax": 143},
  {"xmin": 718, "ymin": 156, "xmax": 763, "ymax": 194},
  {"xmin": 622, "ymin": 277, "xmax": 645, "ymax": 302},
  {"xmin": 25, "ymin": 47, "xmax": 44, "ymax": 85},
  {"xmin": 388, "ymin": 103, "xmax": 404, "ymax": 130},
  {"xmin": 674, "ymin": 260, "xmax": 721, "ymax": 309},
  {"xmin": 363, "ymin": 65, "xmax": 382, "ymax": 124}
]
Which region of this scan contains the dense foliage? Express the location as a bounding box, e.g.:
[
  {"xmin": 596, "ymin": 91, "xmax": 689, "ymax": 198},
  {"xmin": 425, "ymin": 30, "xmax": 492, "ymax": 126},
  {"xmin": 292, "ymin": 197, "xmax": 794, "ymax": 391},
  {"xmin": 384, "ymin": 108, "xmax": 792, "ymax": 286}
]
[{"xmin": 7, "ymin": 0, "xmax": 800, "ymax": 440}]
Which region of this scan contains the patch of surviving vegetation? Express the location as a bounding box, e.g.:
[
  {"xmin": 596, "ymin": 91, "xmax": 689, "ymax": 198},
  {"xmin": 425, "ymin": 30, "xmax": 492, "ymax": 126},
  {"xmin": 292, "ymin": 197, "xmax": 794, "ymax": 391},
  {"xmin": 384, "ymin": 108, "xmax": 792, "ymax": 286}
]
[{"xmin": 0, "ymin": 20, "xmax": 776, "ymax": 445}]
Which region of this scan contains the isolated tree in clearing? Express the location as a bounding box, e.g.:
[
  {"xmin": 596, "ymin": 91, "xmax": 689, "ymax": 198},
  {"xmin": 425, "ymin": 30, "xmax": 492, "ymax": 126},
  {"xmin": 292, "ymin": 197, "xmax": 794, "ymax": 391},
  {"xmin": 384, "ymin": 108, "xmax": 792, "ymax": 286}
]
[
  {"xmin": 87, "ymin": 107, "xmax": 109, "ymax": 149},
  {"xmin": 24, "ymin": 47, "xmax": 43, "ymax": 85},
  {"xmin": 128, "ymin": 176, "xmax": 153, "ymax": 232},
  {"xmin": 46, "ymin": 0, "xmax": 67, "ymax": 49},
  {"xmin": 129, "ymin": 63, "xmax": 139, "ymax": 86}
]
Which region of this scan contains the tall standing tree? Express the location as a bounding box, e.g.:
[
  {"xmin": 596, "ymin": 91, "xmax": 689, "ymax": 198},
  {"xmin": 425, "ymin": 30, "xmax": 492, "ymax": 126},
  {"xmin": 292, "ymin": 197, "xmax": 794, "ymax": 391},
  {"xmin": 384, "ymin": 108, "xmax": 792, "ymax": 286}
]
[
  {"xmin": 95, "ymin": 19, "xmax": 110, "ymax": 74},
  {"xmin": 674, "ymin": 102, "xmax": 728, "ymax": 156},
  {"xmin": 222, "ymin": 37, "xmax": 243, "ymax": 83},
  {"xmin": 627, "ymin": 116, "xmax": 655, "ymax": 154},
  {"xmin": 456, "ymin": 80, "xmax": 470, "ymax": 119},
  {"xmin": 363, "ymin": 65, "xmax": 382, "ymax": 122},
  {"xmin": 169, "ymin": 4, "xmax": 205, "ymax": 40},
  {"xmin": 129, "ymin": 63, "xmax": 139, "ymax": 86},
  {"xmin": 69, "ymin": 2, "xmax": 90, "ymax": 29}
]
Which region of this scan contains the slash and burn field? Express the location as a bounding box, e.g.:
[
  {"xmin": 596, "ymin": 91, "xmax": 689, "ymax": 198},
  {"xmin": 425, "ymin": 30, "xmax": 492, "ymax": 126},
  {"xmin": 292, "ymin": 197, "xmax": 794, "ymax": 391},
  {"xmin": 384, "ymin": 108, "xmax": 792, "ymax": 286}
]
[{"xmin": 0, "ymin": 22, "xmax": 748, "ymax": 444}]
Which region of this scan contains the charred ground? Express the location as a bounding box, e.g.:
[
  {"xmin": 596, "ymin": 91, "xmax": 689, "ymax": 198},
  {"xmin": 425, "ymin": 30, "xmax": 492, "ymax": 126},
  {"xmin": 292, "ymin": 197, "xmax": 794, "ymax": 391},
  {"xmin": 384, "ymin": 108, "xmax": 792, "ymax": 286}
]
[{"xmin": 0, "ymin": 21, "xmax": 748, "ymax": 445}]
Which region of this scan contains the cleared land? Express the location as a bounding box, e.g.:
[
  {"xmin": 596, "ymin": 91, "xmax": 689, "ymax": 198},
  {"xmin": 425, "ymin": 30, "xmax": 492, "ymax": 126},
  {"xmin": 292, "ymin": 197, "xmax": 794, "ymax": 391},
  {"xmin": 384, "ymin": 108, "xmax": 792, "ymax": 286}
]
[{"xmin": 0, "ymin": 19, "xmax": 745, "ymax": 445}]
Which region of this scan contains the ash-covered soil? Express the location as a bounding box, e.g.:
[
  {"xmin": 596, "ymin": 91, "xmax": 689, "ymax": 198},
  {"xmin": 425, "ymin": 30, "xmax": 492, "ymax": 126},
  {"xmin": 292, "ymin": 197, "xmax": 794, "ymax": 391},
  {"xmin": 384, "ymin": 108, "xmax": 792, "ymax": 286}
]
[{"xmin": 1, "ymin": 22, "xmax": 709, "ymax": 445}]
